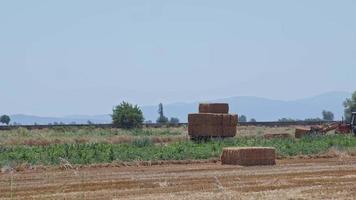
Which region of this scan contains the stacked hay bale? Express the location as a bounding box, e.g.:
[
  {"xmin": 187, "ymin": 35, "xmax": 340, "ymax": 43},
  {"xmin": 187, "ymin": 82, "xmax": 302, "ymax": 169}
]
[
  {"xmin": 221, "ymin": 147, "xmax": 276, "ymax": 166},
  {"xmin": 199, "ymin": 103, "xmax": 229, "ymax": 114},
  {"xmin": 188, "ymin": 103, "xmax": 238, "ymax": 139}
]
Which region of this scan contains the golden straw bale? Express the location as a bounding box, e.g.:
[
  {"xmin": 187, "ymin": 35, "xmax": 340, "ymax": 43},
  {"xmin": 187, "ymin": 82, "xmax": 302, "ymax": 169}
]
[
  {"xmin": 199, "ymin": 103, "xmax": 229, "ymax": 114},
  {"xmin": 221, "ymin": 147, "xmax": 276, "ymax": 166},
  {"xmin": 295, "ymin": 127, "xmax": 311, "ymax": 138}
]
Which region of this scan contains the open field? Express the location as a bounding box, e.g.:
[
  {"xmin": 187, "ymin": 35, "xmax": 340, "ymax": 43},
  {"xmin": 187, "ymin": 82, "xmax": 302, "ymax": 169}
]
[
  {"xmin": 1, "ymin": 156, "xmax": 356, "ymax": 199},
  {"xmin": 2, "ymin": 134, "xmax": 356, "ymax": 167},
  {"xmin": 0, "ymin": 126, "xmax": 294, "ymax": 146},
  {"xmin": 2, "ymin": 126, "xmax": 356, "ymax": 200},
  {"xmin": 1, "ymin": 126, "xmax": 355, "ymax": 167}
]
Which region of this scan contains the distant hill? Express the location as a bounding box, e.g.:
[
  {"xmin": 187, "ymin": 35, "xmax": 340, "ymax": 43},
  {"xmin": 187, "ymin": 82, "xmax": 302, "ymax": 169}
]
[
  {"xmin": 7, "ymin": 91, "xmax": 350, "ymax": 125},
  {"xmin": 142, "ymin": 91, "xmax": 350, "ymax": 122},
  {"xmin": 9, "ymin": 114, "xmax": 111, "ymax": 125}
]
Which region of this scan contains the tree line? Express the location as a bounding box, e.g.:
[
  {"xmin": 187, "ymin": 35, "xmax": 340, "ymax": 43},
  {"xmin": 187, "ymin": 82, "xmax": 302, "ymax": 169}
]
[
  {"xmin": 112, "ymin": 91, "xmax": 356, "ymax": 129},
  {"xmin": 2, "ymin": 91, "xmax": 356, "ymax": 127}
]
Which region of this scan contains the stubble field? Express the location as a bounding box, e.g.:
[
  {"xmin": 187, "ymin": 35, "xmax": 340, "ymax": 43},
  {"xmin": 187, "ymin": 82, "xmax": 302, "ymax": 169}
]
[
  {"xmin": 1, "ymin": 156, "xmax": 356, "ymax": 199},
  {"xmin": 1, "ymin": 126, "xmax": 356, "ymax": 199}
]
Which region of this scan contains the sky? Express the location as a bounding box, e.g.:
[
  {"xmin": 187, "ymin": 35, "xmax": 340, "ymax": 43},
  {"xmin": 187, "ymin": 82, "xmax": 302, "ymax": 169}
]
[{"xmin": 0, "ymin": 0, "xmax": 355, "ymax": 116}]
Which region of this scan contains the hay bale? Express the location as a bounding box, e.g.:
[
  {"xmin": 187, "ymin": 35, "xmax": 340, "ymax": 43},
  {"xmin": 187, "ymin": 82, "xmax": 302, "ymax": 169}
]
[
  {"xmin": 221, "ymin": 147, "xmax": 276, "ymax": 166},
  {"xmin": 222, "ymin": 125, "xmax": 237, "ymax": 137},
  {"xmin": 263, "ymin": 133, "xmax": 291, "ymax": 139},
  {"xmin": 188, "ymin": 103, "xmax": 237, "ymax": 138},
  {"xmin": 188, "ymin": 124, "xmax": 236, "ymax": 137},
  {"xmin": 188, "ymin": 113, "xmax": 237, "ymax": 137},
  {"xmin": 199, "ymin": 103, "xmax": 229, "ymax": 114},
  {"xmin": 188, "ymin": 113, "xmax": 238, "ymax": 126},
  {"xmin": 222, "ymin": 114, "xmax": 238, "ymax": 126},
  {"xmin": 295, "ymin": 127, "xmax": 311, "ymax": 138}
]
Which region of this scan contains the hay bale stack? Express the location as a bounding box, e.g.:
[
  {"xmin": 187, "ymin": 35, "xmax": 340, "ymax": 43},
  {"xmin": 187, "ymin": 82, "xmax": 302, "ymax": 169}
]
[
  {"xmin": 199, "ymin": 103, "xmax": 229, "ymax": 114},
  {"xmin": 295, "ymin": 127, "xmax": 311, "ymax": 138},
  {"xmin": 221, "ymin": 147, "xmax": 276, "ymax": 166},
  {"xmin": 263, "ymin": 133, "xmax": 291, "ymax": 139},
  {"xmin": 188, "ymin": 113, "xmax": 237, "ymax": 137}
]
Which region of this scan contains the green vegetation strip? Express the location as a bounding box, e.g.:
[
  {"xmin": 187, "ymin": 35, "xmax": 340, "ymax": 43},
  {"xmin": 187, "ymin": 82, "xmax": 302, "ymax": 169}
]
[{"xmin": 1, "ymin": 135, "xmax": 356, "ymax": 166}]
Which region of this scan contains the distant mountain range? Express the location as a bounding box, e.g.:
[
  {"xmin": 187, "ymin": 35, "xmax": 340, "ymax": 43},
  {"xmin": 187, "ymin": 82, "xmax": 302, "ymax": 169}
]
[{"xmin": 7, "ymin": 91, "xmax": 350, "ymax": 125}]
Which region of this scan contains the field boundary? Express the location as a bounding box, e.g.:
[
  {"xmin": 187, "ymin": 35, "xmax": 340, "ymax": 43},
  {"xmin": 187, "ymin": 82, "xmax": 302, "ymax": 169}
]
[{"xmin": 0, "ymin": 121, "xmax": 335, "ymax": 130}]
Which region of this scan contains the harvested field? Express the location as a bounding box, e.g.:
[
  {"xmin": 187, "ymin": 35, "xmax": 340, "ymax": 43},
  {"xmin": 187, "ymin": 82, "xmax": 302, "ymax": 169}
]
[
  {"xmin": 1, "ymin": 157, "xmax": 356, "ymax": 199},
  {"xmin": 0, "ymin": 126, "xmax": 298, "ymax": 146}
]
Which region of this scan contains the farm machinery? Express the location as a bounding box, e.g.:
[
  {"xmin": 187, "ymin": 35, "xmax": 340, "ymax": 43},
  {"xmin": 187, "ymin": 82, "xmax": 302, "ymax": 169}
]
[
  {"xmin": 352, "ymin": 112, "xmax": 356, "ymax": 135},
  {"xmin": 295, "ymin": 112, "xmax": 356, "ymax": 138}
]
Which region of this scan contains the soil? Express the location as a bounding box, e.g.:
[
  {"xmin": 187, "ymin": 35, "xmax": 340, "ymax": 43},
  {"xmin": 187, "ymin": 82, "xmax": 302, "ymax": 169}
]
[{"xmin": 1, "ymin": 157, "xmax": 356, "ymax": 200}]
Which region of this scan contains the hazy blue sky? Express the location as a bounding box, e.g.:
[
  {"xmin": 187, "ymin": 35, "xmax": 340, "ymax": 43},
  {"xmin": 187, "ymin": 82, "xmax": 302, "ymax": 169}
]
[{"xmin": 1, "ymin": 0, "xmax": 355, "ymax": 116}]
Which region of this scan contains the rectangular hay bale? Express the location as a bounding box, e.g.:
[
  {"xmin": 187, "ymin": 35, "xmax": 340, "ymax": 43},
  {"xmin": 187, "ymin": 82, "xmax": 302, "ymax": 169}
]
[
  {"xmin": 188, "ymin": 113, "xmax": 222, "ymax": 126},
  {"xmin": 295, "ymin": 127, "xmax": 311, "ymax": 138},
  {"xmin": 199, "ymin": 103, "xmax": 229, "ymax": 114},
  {"xmin": 222, "ymin": 114, "xmax": 238, "ymax": 126},
  {"xmin": 222, "ymin": 125, "xmax": 237, "ymax": 137},
  {"xmin": 221, "ymin": 147, "xmax": 276, "ymax": 166}
]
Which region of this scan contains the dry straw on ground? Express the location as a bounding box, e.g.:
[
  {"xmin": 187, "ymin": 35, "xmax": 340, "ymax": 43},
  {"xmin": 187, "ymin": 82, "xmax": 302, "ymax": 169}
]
[{"xmin": 221, "ymin": 147, "xmax": 276, "ymax": 166}]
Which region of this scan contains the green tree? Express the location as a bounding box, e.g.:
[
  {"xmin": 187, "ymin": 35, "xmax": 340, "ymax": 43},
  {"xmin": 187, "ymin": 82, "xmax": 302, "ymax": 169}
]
[
  {"xmin": 156, "ymin": 103, "xmax": 168, "ymax": 124},
  {"xmin": 112, "ymin": 101, "xmax": 144, "ymax": 129},
  {"xmin": 238, "ymin": 115, "xmax": 247, "ymax": 122},
  {"xmin": 343, "ymin": 91, "xmax": 356, "ymax": 122},
  {"xmin": 249, "ymin": 118, "xmax": 257, "ymax": 122},
  {"xmin": 169, "ymin": 117, "xmax": 180, "ymax": 125},
  {"xmin": 0, "ymin": 115, "xmax": 11, "ymax": 125},
  {"xmin": 322, "ymin": 110, "xmax": 334, "ymax": 121}
]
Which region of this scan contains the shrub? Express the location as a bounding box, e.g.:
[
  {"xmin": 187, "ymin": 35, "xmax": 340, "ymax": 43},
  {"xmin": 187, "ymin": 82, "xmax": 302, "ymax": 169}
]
[
  {"xmin": 343, "ymin": 91, "xmax": 356, "ymax": 122},
  {"xmin": 112, "ymin": 101, "xmax": 144, "ymax": 129},
  {"xmin": 0, "ymin": 115, "xmax": 11, "ymax": 125},
  {"xmin": 169, "ymin": 117, "xmax": 180, "ymax": 125},
  {"xmin": 238, "ymin": 115, "xmax": 247, "ymax": 122},
  {"xmin": 322, "ymin": 110, "xmax": 334, "ymax": 121},
  {"xmin": 249, "ymin": 118, "xmax": 257, "ymax": 122}
]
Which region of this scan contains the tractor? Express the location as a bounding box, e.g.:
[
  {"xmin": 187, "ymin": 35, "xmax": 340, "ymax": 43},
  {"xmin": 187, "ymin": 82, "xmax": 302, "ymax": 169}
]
[
  {"xmin": 352, "ymin": 112, "xmax": 356, "ymax": 136},
  {"xmin": 295, "ymin": 112, "xmax": 356, "ymax": 138}
]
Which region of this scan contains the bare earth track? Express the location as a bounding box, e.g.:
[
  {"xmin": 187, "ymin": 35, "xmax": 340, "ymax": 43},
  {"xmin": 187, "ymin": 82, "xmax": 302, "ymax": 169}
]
[{"xmin": 1, "ymin": 157, "xmax": 356, "ymax": 199}]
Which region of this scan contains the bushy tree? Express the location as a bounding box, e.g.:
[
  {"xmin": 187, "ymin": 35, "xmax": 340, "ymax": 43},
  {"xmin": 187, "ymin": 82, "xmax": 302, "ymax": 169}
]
[
  {"xmin": 238, "ymin": 115, "xmax": 247, "ymax": 122},
  {"xmin": 322, "ymin": 110, "xmax": 334, "ymax": 121},
  {"xmin": 112, "ymin": 101, "xmax": 144, "ymax": 129},
  {"xmin": 249, "ymin": 118, "xmax": 257, "ymax": 122},
  {"xmin": 156, "ymin": 103, "xmax": 168, "ymax": 124},
  {"xmin": 169, "ymin": 117, "xmax": 180, "ymax": 125},
  {"xmin": 343, "ymin": 91, "xmax": 356, "ymax": 122},
  {"xmin": 0, "ymin": 115, "xmax": 11, "ymax": 125}
]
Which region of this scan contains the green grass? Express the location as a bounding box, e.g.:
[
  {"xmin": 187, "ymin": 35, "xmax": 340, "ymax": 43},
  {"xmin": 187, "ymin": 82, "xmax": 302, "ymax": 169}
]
[{"xmin": 1, "ymin": 134, "xmax": 356, "ymax": 167}]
